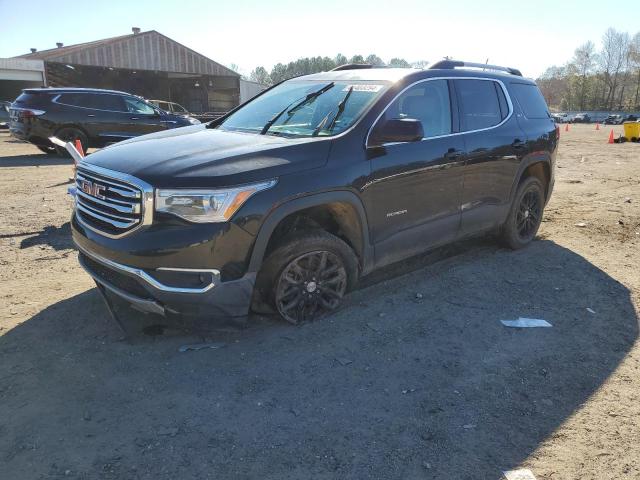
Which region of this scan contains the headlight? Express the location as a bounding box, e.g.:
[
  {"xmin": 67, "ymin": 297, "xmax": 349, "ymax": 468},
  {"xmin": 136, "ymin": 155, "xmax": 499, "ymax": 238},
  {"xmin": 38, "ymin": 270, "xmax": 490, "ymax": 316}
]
[
  {"xmin": 188, "ymin": 117, "xmax": 201, "ymax": 125},
  {"xmin": 155, "ymin": 179, "xmax": 276, "ymax": 223}
]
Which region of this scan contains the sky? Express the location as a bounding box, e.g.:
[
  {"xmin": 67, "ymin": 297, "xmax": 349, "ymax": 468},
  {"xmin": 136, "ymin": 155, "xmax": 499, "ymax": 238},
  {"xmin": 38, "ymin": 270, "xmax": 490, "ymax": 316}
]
[{"xmin": 1, "ymin": 0, "xmax": 637, "ymax": 79}]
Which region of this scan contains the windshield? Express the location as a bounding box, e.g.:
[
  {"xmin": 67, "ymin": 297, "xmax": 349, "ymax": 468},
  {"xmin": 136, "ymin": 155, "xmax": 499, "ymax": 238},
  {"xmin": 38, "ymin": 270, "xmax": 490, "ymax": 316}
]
[{"xmin": 218, "ymin": 80, "xmax": 388, "ymax": 137}]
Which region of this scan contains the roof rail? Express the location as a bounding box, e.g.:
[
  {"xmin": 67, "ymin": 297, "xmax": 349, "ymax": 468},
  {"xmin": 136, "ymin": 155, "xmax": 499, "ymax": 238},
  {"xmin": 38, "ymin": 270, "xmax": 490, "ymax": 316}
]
[
  {"xmin": 331, "ymin": 63, "xmax": 376, "ymax": 71},
  {"xmin": 429, "ymin": 60, "xmax": 522, "ymax": 77}
]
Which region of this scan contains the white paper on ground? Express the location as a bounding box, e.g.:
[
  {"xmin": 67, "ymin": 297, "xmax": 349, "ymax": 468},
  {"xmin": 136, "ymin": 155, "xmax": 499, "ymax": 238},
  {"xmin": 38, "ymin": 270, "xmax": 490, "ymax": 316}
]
[
  {"xmin": 503, "ymin": 469, "xmax": 537, "ymax": 480},
  {"xmin": 501, "ymin": 318, "xmax": 552, "ymax": 328}
]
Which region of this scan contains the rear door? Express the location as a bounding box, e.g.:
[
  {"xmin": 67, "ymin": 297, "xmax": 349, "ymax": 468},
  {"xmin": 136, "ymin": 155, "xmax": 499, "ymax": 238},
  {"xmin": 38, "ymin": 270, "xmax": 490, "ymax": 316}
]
[
  {"xmin": 364, "ymin": 79, "xmax": 466, "ymax": 266},
  {"xmin": 455, "ymin": 78, "xmax": 525, "ymax": 235}
]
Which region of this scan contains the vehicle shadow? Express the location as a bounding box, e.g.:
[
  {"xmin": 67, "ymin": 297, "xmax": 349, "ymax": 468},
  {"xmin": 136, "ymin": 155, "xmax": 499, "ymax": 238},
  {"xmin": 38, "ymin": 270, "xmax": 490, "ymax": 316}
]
[
  {"xmin": 16, "ymin": 222, "xmax": 73, "ymax": 251},
  {"xmin": 0, "ymin": 239, "xmax": 637, "ymax": 479},
  {"xmin": 0, "ymin": 152, "xmax": 72, "ymax": 167}
]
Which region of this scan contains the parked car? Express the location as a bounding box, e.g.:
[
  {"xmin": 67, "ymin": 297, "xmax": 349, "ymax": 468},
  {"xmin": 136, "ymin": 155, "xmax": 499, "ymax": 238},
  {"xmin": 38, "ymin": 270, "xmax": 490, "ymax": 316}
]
[
  {"xmin": 8, "ymin": 88, "xmax": 200, "ymax": 155},
  {"xmin": 551, "ymin": 112, "xmax": 569, "ymax": 123},
  {"xmin": 604, "ymin": 114, "xmax": 624, "ymax": 125},
  {"xmin": 623, "ymin": 114, "xmax": 638, "ymax": 122},
  {"xmin": 0, "ymin": 101, "xmax": 10, "ymax": 129},
  {"xmin": 148, "ymin": 99, "xmax": 191, "ymax": 116},
  {"xmin": 72, "ymin": 60, "xmax": 557, "ymax": 324},
  {"xmin": 572, "ymin": 113, "xmax": 591, "ymax": 123}
]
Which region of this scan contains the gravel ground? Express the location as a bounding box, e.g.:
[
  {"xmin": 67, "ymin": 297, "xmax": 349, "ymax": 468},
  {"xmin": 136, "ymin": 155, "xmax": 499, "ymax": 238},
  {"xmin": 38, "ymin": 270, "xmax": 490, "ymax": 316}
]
[{"xmin": 0, "ymin": 124, "xmax": 639, "ymax": 479}]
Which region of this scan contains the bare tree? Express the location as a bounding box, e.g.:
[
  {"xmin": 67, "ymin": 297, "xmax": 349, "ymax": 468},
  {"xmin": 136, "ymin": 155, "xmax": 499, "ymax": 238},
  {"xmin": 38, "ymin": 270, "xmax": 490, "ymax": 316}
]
[
  {"xmin": 600, "ymin": 28, "xmax": 630, "ymax": 109},
  {"xmin": 571, "ymin": 41, "xmax": 596, "ymax": 110},
  {"xmin": 629, "ymin": 32, "xmax": 640, "ymax": 109}
]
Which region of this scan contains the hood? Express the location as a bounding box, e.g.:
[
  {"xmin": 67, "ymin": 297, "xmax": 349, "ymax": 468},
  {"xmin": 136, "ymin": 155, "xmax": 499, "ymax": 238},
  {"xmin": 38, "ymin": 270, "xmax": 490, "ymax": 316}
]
[{"xmin": 82, "ymin": 124, "xmax": 331, "ymax": 188}]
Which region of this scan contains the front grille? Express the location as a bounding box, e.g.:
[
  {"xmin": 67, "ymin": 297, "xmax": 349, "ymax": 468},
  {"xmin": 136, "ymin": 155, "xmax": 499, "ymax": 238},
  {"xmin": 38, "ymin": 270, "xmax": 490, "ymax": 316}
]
[
  {"xmin": 75, "ymin": 167, "xmax": 143, "ymax": 237},
  {"xmin": 80, "ymin": 253, "xmax": 151, "ymax": 299}
]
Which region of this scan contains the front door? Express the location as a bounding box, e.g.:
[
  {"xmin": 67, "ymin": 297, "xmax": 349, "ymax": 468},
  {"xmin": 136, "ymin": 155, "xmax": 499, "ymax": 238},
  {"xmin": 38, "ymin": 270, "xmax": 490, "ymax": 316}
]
[{"xmin": 363, "ymin": 79, "xmax": 466, "ymax": 267}]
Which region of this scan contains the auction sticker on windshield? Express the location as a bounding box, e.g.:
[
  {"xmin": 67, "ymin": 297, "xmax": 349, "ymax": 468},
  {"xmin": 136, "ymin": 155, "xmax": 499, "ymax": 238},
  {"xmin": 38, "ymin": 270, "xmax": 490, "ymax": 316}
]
[{"xmin": 342, "ymin": 84, "xmax": 383, "ymax": 92}]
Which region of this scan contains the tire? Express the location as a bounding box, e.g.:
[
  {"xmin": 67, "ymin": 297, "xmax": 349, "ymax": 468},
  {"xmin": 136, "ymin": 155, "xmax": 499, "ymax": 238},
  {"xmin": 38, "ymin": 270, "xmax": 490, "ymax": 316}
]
[
  {"xmin": 54, "ymin": 127, "xmax": 88, "ymax": 157},
  {"xmin": 37, "ymin": 145, "xmax": 57, "ymax": 155},
  {"xmin": 501, "ymin": 176, "xmax": 545, "ymax": 250},
  {"xmin": 254, "ymin": 230, "xmax": 358, "ymax": 324}
]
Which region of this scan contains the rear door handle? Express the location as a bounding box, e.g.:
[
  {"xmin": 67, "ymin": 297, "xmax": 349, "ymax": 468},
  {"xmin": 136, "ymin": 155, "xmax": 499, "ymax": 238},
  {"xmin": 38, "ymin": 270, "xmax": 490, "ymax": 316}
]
[
  {"xmin": 444, "ymin": 148, "xmax": 464, "ymax": 161},
  {"xmin": 130, "ymin": 117, "xmax": 139, "ymax": 120},
  {"xmin": 512, "ymin": 139, "xmax": 527, "ymax": 149}
]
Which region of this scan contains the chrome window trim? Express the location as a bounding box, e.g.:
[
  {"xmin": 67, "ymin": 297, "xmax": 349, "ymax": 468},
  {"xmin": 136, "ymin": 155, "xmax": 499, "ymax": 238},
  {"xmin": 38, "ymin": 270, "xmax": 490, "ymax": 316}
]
[
  {"xmin": 76, "ymin": 242, "xmax": 220, "ymax": 294},
  {"xmin": 365, "ymin": 76, "xmax": 515, "ymax": 147},
  {"xmin": 75, "ymin": 163, "xmax": 154, "ymax": 239},
  {"xmin": 52, "ymin": 92, "xmax": 157, "ymax": 115}
]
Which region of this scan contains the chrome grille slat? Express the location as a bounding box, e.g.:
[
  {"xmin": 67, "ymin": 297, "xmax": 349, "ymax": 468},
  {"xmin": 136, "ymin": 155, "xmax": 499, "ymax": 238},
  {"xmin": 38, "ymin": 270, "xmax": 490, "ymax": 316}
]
[
  {"xmin": 76, "ymin": 203, "xmax": 138, "ymax": 228},
  {"xmin": 75, "ymin": 166, "xmax": 148, "ymax": 237},
  {"xmin": 75, "ymin": 182, "xmax": 140, "ymax": 211},
  {"xmin": 76, "ymin": 173, "xmax": 141, "ymax": 199}
]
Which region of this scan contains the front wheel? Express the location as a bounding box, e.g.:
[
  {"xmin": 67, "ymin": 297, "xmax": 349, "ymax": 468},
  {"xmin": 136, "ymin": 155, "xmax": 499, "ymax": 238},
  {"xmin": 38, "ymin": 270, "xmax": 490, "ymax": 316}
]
[
  {"xmin": 255, "ymin": 230, "xmax": 358, "ymax": 324},
  {"xmin": 501, "ymin": 176, "xmax": 545, "ymax": 249}
]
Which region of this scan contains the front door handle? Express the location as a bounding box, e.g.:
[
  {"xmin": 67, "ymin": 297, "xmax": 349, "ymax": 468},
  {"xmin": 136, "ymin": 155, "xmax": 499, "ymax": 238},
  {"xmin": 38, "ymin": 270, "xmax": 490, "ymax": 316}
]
[
  {"xmin": 87, "ymin": 114, "xmax": 95, "ymax": 117},
  {"xmin": 130, "ymin": 117, "xmax": 139, "ymax": 120},
  {"xmin": 512, "ymin": 139, "xmax": 527, "ymax": 149}
]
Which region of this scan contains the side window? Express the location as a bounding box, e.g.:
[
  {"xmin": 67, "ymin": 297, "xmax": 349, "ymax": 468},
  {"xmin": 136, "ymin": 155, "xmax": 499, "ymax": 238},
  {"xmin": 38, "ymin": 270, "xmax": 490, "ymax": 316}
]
[
  {"xmin": 380, "ymin": 79, "xmax": 452, "ymax": 138},
  {"xmin": 57, "ymin": 93, "xmax": 92, "ymax": 108},
  {"xmin": 455, "ymin": 79, "xmax": 503, "ymax": 131},
  {"xmin": 172, "ymin": 103, "xmax": 187, "ymax": 113},
  {"xmin": 123, "ymin": 97, "xmax": 156, "ymax": 115},
  {"xmin": 89, "ymin": 94, "xmax": 125, "ymax": 112},
  {"xmin": 510, "ymin": 83, "xmax": 550, "ymax": 119}
]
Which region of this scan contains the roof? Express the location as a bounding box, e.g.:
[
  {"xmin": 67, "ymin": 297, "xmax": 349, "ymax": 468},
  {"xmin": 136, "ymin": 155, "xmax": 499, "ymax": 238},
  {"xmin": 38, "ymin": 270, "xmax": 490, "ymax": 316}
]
[
  {"xmin": 23, "ymin": 87, "xmax": 133, "ymax": 95},
  {"xmin": 16, "ymin": 30, "xmax": 239, "ymax": 78},
  {"xmin": 297, "ymin": 68, "xmax": 421, "ymax": 82},
  {"xmin": 295, "ymin": 66, "xmax": 533, "ymax": 84}
]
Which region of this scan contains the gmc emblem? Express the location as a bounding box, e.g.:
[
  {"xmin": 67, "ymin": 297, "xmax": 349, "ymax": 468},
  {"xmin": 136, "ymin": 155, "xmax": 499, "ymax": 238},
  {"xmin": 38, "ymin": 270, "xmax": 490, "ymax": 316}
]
[{"xmin": 81, "ymin": 179, "xmax": 107, "ymax": 200}]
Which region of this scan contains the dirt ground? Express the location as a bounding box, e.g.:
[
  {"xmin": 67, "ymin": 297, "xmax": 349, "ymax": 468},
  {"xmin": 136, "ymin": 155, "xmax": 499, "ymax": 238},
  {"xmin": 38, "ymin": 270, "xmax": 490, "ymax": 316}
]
[{"xmin": 0, "ymin": 123, "xmax": 639, "ymax": 480}]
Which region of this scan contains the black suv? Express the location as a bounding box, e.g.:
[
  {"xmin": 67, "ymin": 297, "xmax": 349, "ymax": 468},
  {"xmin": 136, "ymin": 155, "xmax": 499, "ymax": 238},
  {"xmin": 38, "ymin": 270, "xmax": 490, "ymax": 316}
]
[
  {"xmin": 71, "ymin": 61, "xmax": 557, "ymax": 324},
  {"xmin": 9, "ymin": 88, "xmax": 199, "ymax": 155}
]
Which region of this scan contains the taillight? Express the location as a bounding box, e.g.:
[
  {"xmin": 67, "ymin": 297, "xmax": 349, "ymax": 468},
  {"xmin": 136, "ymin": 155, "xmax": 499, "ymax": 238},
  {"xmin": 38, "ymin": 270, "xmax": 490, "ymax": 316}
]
[
  {"xmin": 19, "ymin": 109, "xmax": 46, "ymax": 118},
  {"xmin": 555, "ymin": 124, "xmax": 560, "ymax": 140}
]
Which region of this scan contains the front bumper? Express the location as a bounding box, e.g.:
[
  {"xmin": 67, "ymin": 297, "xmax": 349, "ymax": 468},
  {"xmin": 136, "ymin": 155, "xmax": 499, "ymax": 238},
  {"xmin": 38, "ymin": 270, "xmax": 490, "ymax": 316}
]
[{"xmin": 76, "ymin": 242, "xmax": 255, "ymax": 318}]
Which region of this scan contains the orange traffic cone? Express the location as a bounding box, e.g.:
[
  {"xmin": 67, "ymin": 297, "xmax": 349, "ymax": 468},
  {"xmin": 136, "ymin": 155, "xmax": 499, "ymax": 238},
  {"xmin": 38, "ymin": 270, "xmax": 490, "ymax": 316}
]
[
  {"xmin": 608, "ymin": 129, "xmax": 615, "ymax": 144},
  {"xmin": 595, "ymin": 123, "xmax": 600, "ymax": 131},
  {"xmin": 74, "ymin": 139, "xmax": 84, "ymax": 157},
  {"xmin": 564, "ymin": 123, "xmax": 569, "ymax": 132}
]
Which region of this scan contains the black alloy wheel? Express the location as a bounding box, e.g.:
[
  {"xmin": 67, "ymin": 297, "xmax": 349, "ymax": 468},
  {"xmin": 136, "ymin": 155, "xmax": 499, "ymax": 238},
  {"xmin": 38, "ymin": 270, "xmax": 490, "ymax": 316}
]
[
  {"xmin": 501, "ymin": 176, "xmax": 545, "ymax": 250},
  {"xmin": 275, "ymin": 250, "xmax": 348, "ymax": 324},
  {"xmin": 516, "ymin": 190, "xmax": 541, "ymax": 242}
]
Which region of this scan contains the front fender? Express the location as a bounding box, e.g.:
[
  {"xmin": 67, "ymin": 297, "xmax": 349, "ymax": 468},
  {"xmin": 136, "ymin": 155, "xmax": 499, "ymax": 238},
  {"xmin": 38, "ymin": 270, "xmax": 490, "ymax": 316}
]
[{"xmin": 247, "ymin": 190, "xmax": 374, "ymax": 274}]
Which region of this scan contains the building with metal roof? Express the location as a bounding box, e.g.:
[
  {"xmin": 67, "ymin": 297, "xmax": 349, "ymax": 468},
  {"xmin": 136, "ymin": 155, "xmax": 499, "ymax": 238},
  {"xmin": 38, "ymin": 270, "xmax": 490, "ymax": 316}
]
[{"xmin": 9, "ymin": 28, "xmax": 241, "ymax": 113}]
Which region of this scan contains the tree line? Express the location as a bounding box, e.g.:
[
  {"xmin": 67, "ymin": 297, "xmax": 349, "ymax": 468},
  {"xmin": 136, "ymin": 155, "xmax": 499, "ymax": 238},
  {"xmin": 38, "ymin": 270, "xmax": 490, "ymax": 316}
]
[
  {"xmin": 246, "ymin": 54, "xmax": 429, "ymax": 86},
  {"xmin": 538, "ymin": 28, "xmax": 640, "ymax": 111}
]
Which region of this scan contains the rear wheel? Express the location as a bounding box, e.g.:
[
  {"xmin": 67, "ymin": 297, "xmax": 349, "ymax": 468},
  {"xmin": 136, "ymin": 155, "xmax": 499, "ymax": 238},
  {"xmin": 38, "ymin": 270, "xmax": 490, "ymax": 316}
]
[
  {"xmin": 255, "ymin": 230, "xmax": 358, "ymax": 324},
  {"xmin": 501, "ymin": 176, "xmax": 545, "ymax": 249},
  {"xmin": 54, "ymin": 127, "xmax": 88, "ymax": 157}
]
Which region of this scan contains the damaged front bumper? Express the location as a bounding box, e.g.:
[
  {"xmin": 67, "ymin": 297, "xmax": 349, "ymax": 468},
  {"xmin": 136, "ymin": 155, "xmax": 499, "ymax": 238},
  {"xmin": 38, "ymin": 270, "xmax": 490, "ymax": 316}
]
[{"xmin": 76, "ymin": 243, "xmax": 255, "ymax": 318}]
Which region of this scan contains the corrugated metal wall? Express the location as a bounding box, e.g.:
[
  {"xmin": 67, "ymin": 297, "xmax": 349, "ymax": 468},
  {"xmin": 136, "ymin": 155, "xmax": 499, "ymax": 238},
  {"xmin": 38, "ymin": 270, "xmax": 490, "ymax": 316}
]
[{"xmin": 38, "ymin": 31, "xmax": 236, "ymax": 77}]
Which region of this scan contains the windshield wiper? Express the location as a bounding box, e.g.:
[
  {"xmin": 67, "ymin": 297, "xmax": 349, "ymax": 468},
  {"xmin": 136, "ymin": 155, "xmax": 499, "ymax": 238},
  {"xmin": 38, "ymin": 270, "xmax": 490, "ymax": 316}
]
[
  {"xmin": 312, "ymin": 86, "xmax": 354, "ymax": 137},
  {"xmin": 260, "ymin": 82, "xmax": 335, "ymax": 135}
]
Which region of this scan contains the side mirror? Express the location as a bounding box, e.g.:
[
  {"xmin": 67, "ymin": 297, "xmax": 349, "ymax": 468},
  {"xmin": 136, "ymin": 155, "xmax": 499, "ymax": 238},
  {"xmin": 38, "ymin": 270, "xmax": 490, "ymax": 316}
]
[{"xmin": 369, "ymin": 118, "xmax": 424, "ymax": 146}]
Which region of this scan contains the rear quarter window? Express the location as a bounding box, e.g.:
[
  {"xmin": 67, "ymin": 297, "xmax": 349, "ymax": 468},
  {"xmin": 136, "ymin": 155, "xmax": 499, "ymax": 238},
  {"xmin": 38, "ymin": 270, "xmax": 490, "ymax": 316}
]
[
  {"xmin": 13, "ymin": 92, "xmax": 51, "ymax": 107},
  {"xmin": 511, "ymin": 83, "xmax": 550, "ymax": 119}
]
